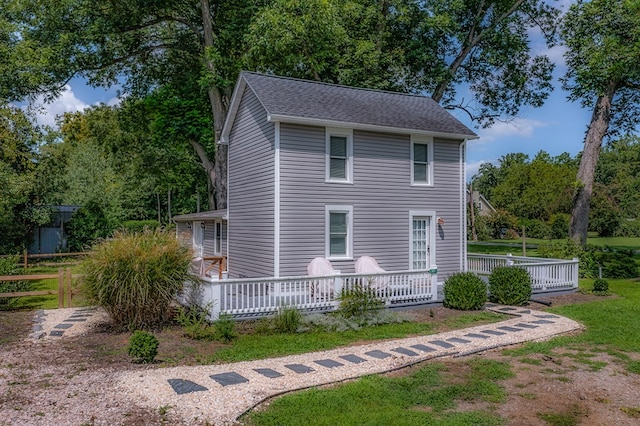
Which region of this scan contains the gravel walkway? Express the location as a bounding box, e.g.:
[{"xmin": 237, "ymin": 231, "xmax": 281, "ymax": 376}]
[{"xmin": 111, "ymin": 304, "xmax": 582, "ymax": 425}]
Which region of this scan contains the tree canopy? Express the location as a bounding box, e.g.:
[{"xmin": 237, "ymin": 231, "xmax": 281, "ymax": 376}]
[{"xmin": 562, "ymin": 0, "xmax": 640, "ymax": 244}]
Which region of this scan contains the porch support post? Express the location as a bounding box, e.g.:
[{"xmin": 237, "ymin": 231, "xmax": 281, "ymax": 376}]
[{"xmin": 206, "ymin": 283, "xmax": 221, "ymax": 320}]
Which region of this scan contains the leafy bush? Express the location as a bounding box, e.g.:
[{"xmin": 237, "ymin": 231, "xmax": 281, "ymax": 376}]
[
  {"xmin": 214, "ymin": 313, "xmax": 237, "ymax": 342},
  {"xmin": 486, "ymin": 209, "xmax": 519, "ymax": 239},
  {"xmin": 338, "ymin": 281, "xmax": 384, "ymax": 325},
  {"xmin": 66, "ymin": 200, "xmax": 114, "ymax": 251},
  {"xmin": 519, "ymin": 218, "xmax": 550, "ymax": 239},
  {"xmin": 81, "ymin": 229, "xmax": 200, "ymax": 330},
  {"xmin": 120, "ymin": 220, "xmax": 161, "ymax": 233},
  {"xmin": 488, "ymin": 266, "xmax": 532, "ymax": 306},
  {"xmin": 592, "ymin": 278, "xmax": 609, "ymax": 295},
  {"xmin": 548, "ymin": 213, "xmax": 570, "ymax": 239},
  {"xmin": 443, "ymin": 272, "xmax": 487, "ymax": 310},
  {"xmin": 0, "ymin": 254, "xmax": 30, "ymax": 309},
  {"xmin": 128, "ymin": 330, "xmax": 159, "ymax": 363},
  {"xmin": 176, "ymin": 305, "xmax": 217, "ymax": 340},
  {"xmin": 272, "ymin": 306, "xmax": 303, "ymax": 333}
]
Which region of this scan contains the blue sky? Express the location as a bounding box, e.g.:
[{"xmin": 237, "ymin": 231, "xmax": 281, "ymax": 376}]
[{"xmin": 29, "ymin": 1, "xmax": 596, "ymax": 179}]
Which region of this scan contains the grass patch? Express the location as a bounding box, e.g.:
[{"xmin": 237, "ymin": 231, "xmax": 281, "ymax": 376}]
[
  {"xmin": 209, "ymin": 312, "xmax": 503, "ymax": 363},
  {"xmin": 518, "ymin": 357, "xmax": 543, "ymax": 366},
  {"xmin": 503, "ymin": 278, "xmax": 640, "ymax": 372},
  {"xmin": 243, "ymin": 359, "xmax": 511, "ymax": 426},
  {"xmin": 621, "ymin": 406, "xmax": 640, "ymax": 419}
]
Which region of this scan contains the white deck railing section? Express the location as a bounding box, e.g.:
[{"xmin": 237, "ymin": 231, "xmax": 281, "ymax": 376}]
[
  {"xmin": 190, "ymin": 269, "xmax": 437, "ymax": 319},
  {"xmin": 182, "ymin": 254, "xmax": 578, "ymax": 320},
  {"xmin": 467, "ymin": 253, "xmax": 579, "ymax": 292}
]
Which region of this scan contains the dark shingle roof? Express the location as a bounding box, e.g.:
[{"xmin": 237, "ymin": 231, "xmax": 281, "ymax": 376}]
[{"xmin": 237, "ymin": 72, "xmax": 476, "ymax": 138}]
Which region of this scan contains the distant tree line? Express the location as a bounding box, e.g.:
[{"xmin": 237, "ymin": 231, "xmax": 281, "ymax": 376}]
[{"xmin": 470, "ymin": 135, "xmax": 640, "ymax": 240}]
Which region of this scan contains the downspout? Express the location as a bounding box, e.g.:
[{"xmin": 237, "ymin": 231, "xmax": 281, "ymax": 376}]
[
  {"xmin": 274, "ymin": 122, "xmax": 281, "ymax": 277},
  {"xmin": 460, "ymin": 140, "xmax": 468, "ymax": 272}
]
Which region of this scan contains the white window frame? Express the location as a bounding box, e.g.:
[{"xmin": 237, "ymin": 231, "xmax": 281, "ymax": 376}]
[
  {"xmin": 408, "ymin": 211, "xmax": 436, "ymax": 270},
  {"xmin": 411, "ymin": 135, "xmax": 434, "ymax": 186},
  {"xmin": 214, "ymin": 220, "xmax": 222, "ymax": 255},
  {"xmin": 325, "ymin": 205, "xmax": 354, "ymax": 260},
  {"xmin": 325, "ymin": 127, "xmax": 353, "ymax": 183}
]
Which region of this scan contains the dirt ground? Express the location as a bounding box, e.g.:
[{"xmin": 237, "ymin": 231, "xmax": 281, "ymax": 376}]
[{"xmin": 1, "ymin": 294, "xmax": 639, "ymax": 425}]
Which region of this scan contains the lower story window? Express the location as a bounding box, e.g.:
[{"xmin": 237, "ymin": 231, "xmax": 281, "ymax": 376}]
[{"xmin": 325, "ymin": 205, "xmax": 353, "ymax": 259}]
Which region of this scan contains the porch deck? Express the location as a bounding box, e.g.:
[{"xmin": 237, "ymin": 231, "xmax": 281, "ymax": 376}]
[{"xmin": 187, "ymin": 254, "xmax": 579, "ymax": 319}]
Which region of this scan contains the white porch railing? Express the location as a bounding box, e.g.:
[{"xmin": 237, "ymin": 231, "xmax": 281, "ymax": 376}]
[
  {"xmin": 467, "ymin": 253, "xmax": 579, "ymax": 293},
  {"xmin": 189, "ymin": 269, "xmax": 437, "ymax": 319}
]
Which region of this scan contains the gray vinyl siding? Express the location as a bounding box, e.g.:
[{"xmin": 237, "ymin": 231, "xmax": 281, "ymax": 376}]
[
  {"xmin": 227, "ymin": 89, "xmax": 275, "ymax": 278},
  {"xmin": 279, "ymin": 124, "xmax": 463, "ymax": 278}
]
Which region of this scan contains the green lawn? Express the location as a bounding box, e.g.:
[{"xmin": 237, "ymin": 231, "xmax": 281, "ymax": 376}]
[
  {"xmin": 240, "ymin": 278, "xmax": 640, "ymax": 425},
  {"xmin": 1, "ymin": 264, "xmax": 86, "ymax": 310}
]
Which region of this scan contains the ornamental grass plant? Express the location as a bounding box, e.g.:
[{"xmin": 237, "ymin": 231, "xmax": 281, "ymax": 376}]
[{"xmin": 81, "ymin": 229, "xmax": 200, "ymax": 331}]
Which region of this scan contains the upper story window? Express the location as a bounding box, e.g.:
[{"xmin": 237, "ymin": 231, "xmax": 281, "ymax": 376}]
[
  {"xmin": 411, "ymin": 135, "xmax": 434, "ymax": 186},
  {"xmin": 325, "ymin": 205, "xmax": 353, "ymax": 260},
  {"xmin": 326, "ymin": 128, "xmax": 353, "ymax": 183}
]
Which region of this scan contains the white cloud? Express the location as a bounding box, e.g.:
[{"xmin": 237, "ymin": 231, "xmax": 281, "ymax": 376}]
[
  {"xmin": 477, "ymin": 118, "xmax": 549, "ymax": 143},
  {"xmin": 28, "ymin": 85, "xmax": 89, "ymax": 127}
]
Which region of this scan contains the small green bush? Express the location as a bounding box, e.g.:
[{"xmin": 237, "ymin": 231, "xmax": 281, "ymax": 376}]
[
  {"xmin": 272, "ymin": 306, "xmax": 303, "ymax": 333},
  {"xmin": 338, "ymin": 281, "xmax": 384, "ymax": 325},
  {"xmin": 592, "ymin": 278, "xmax": 610, "ymax": 295},
  {"xmin": 214, "ymin": 313, "xmax": 237, "ymax": 342},
  {"xmin": 443, "ymin": 272, "xmax": 487, "ymax": 310},
  {"xmin": 128, "ymin": 331, "xmax": 159, "ymax": 364},
  {"xmin": 176, "ymin": 305, "xmax": 217, "ymax": 340},
  {"xmin": 81, "ymin": 229, "xmax": 200, "ymax": 330},
  {"xmin": 488, "ymin": 266, "xmax": 532, "ymax": 306}
]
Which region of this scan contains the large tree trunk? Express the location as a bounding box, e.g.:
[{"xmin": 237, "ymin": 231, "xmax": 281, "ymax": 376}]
[
  {"xmin": 569, "ymin": 81, "xmax": 617, "ymax": 245},
  {"xmin": 200, "ymin": 0, "xmax": 229, "ymax": 210}
]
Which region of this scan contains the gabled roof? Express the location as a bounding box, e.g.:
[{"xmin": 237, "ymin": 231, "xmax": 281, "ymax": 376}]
[{"xmin": 220, "ymin": 72, "xmax": 477, "ymax": 143}]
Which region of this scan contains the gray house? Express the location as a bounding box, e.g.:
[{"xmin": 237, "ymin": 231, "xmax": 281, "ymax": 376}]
[{"xmin": 219, "ymin": 72, "xmax": 477, "ymax": 282}]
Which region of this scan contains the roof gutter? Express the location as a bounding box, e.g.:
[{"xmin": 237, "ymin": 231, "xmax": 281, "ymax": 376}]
[{"xmin": 266, "ymin": 114, "xmax": 479, "ymax": 141}]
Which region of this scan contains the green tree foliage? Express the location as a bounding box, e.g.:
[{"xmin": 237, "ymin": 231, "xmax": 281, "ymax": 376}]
[
  {"xmin": 472, "ymin": 151, "xmax": 577, "ymax": 223},
  {"xmin": 595, "ymin": 135, "xmax": 640, "ymax": 219},
  {"xmin": 416, "ymin": 0, "xmax": 558, "ymax": 125},
  {"xmin": 0, "ymin": 104, "xmax": 50, "ymax": 253},
  {"xmin": 562, "ymin": 0, "xmax": 640, "ymax": 245},
  {"xmin": 247, "ymin": 0, "xmax": 559, "ymax": 125}
]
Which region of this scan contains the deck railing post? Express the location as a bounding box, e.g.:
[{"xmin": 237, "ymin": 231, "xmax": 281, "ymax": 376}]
[{"xmin": 207, "ymin": 283, "xmax": 221, "ymax": 320}]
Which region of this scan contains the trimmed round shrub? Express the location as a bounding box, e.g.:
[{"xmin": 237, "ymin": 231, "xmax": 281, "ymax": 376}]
[
  {"xmin": 81, "ymin": 229, "xmax": 200, "ymax": 330},
  {"xmin": 592, "ymin": 278, "xmax": 609, "ymax": 295},
  {"xmin": 128, "ymin": 330, "xmax": 159, "ymax": 363},
  {"xmin": 443, "ymin": 272, "xmax": 487, "ymax": 310},
  {"xmin": 488, "ymin": 266, "xmax": 532, "ymax": 306}
]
